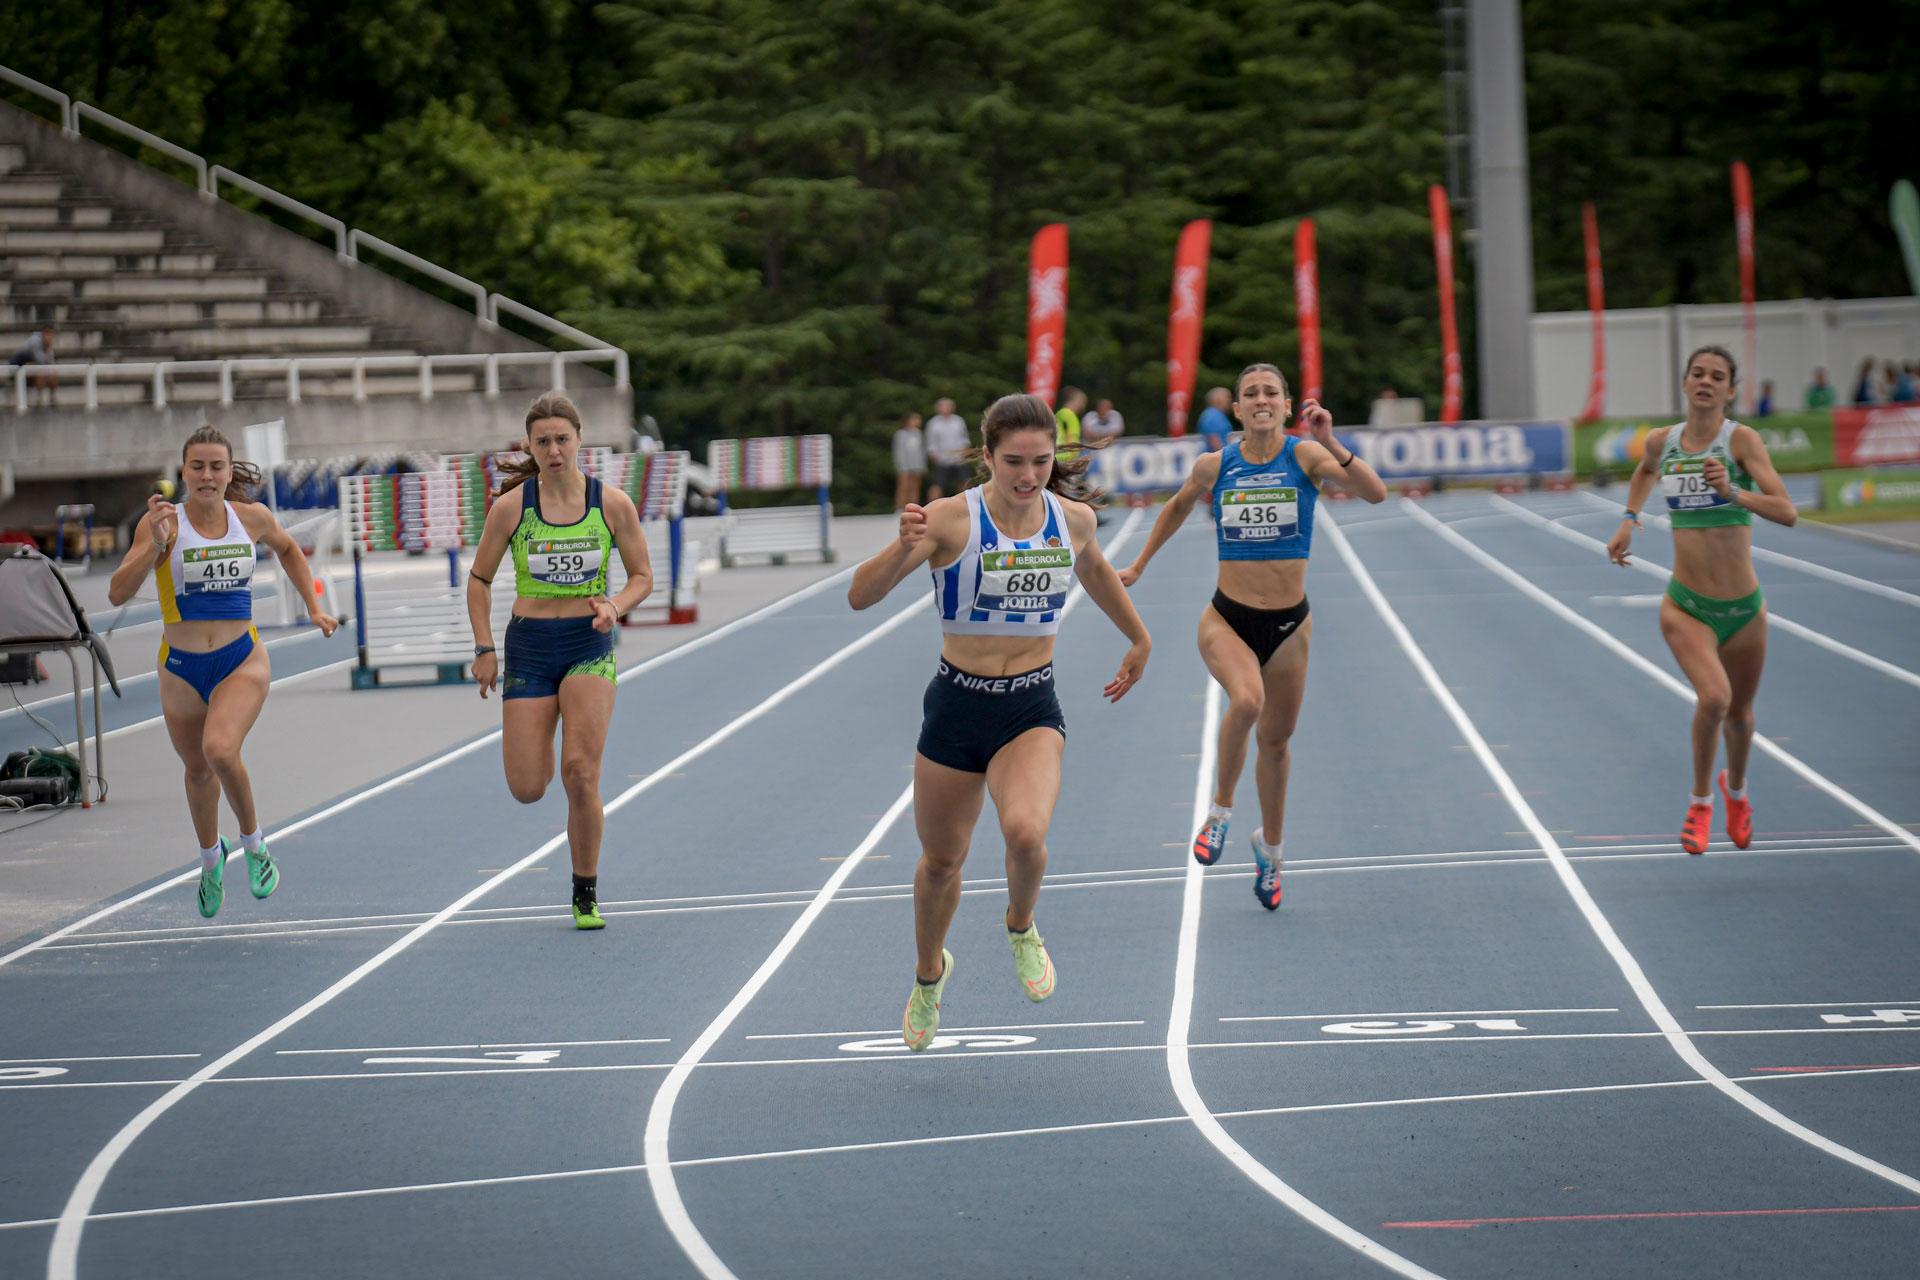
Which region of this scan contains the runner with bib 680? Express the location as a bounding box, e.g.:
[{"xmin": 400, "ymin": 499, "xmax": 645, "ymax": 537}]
[
  {"xmin": 1120, "ymin": 363, "xmax": 1385, "ymax": 910},
  {"xmin": 1606, "ymin": 345, "xmax": 1796, "ymax": 855},
  {"xmin": 850, "ymin": 393, "xmax": 1151, "ymax": 1051}
]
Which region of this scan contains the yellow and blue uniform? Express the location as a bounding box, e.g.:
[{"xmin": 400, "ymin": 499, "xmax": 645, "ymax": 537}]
[
  {"xmin": 502, "ymin": 475, "xmax": 619, "ymax": 700},
  {"xmin": 155, "ymin": 501, "xmax": 260, "ymax": 702}
]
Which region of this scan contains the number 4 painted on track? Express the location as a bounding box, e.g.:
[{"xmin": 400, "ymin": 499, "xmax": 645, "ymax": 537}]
[{"xmin": 1820, "ymin": 1009, "xmax": 1920, "ymax": 1025}]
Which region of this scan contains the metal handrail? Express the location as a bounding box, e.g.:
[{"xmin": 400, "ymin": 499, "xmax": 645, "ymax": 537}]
[
  {"xmin": 73, "ymin": 103, "xmax": 208, "ymax": 193},
  {"xmin": 8, "ymin": 349, "xmax": 623, "ymax": 412},
  {"xmin": 348, "ymin": 230, "xmax": 490, "ymax": 320},
  {"xmin": 210, "ymin": 166, "xmax": 348, "ymax": 258},
  {"xmin": 489, "ymin": 294, "xmax": 629, "ymax": 388},
  {"xmin": 0, "ymin": 65, "xmax": 73, "ymax": 135}
]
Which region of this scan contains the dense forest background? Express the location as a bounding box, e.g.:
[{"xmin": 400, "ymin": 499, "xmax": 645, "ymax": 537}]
[{"xmin": 7, "ymin": 0, "xmax": 1917, "ymax": 504}]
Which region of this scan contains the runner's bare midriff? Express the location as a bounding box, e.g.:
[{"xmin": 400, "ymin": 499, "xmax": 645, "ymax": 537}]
[
  {"xmin": 162, "ymin": 617, "xmax": 254, "ymax": 654},
  {"xmin": 1216, "ymin": 559, "xmax": 1309, "ymax": 611},
  {"xmin": 1670, "ymin": 524, "xmax": 1758, "ymax": 598},
  {"xmin": 941, "ymin": 634, "xmax": 1057, "ymax": 677}
]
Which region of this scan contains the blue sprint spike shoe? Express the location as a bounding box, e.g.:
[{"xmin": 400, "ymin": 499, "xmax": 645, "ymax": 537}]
[
  {"xmin": 1193, "ymin": 813, "xmax": 1229, "ymax": 866},
  {"xmin": 1252, "ymin": 835, "xmax": 1284, "ymax": 911},
  {"xmin": 196, "ymin": 839, "xmax": 229, "ymax": 919}
]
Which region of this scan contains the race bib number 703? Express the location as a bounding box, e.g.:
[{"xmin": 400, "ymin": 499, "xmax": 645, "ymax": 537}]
[{"xmin": 1661, "ymin": 459, "xmax": 1729, "ymax": 510}]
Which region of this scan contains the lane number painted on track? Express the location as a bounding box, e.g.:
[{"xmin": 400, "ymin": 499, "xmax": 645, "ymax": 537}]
[
  {"xmin": 1820, "ymin": 1009, "xmax": 1920, "ymax": 1025},
  {"xmin": 837, "ymin": 1034, "xmax": 1037, "ymax": 1054},
  {"xmin": 0, "ymin": 1066, "xmax": 69, "ymax": 1080},
  {"xmin": 1320, "ymin": 1020, "xmax": 1527, "ymax": 1036},
  {"xmin": 361, "ymin": 1050, "xmax": 563, "ymax": 1066}
]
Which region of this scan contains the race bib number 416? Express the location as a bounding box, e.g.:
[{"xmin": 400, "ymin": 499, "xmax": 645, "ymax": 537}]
[
  {"xmin": 1661, "ymin": 459, "xmax": 1729, "ymax": 510},
  {"xmin": 976, "ymin": 546, "xmax": 1073, "ymax": 614},
  {"xmin": 182, "ymin": 543, "xmax": 253, "ymax": 593},
  {"xmin": 528, "ymin": 537, "xmax": 603, "ymax": 586},
  {"xmin": 1221, "ymin": 487, "xmax": 1299, "ymax": 540}
]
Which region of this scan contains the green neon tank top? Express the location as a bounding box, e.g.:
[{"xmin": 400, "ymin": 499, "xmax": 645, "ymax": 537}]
[
  {"xmin": 1658, "ymin": 420, "xmax": 1753, "ymax": 528},
  {"xmin": 510, "ymin": 475, "xmax": 616, "ymax": 598}
]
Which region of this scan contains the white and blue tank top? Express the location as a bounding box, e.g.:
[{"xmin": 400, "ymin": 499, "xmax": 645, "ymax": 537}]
[
  {"xmin": 931, "ymin": 487, "xmax": 1077, "ymax": 637},
  {"xmin": 1212, "ymin": 437, "xmax": 1318, "ymax": 561},
  {"xmin": 156, "ymin": 501, "xmax": 256, "ymax": 622}
]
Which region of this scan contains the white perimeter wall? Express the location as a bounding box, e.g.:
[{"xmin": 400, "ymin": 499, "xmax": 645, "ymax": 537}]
[{"xmin": 1532, "ymin": 297, "xmax": 1920, "ymax": 419}]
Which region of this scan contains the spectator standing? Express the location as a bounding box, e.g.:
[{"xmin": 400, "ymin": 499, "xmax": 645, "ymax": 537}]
[
  {"xmin": 7, "ymin": 325, "xmax": 57, "ymax": 406},
  {"xmin": 1054, "ymin": 386, "xmax": 1086, "ymax": 447},
  {"xmin": 1196, "ymin": 387, "xmax": 1233, "ymax": 452},
  {"xmin": 1082, "ymin": 397, "xmax": 1125, "ymax": 445},
  {"xmin": 1368, "ymin": 385, "xmax": 1400, "ymax": 426},
  {"xmin": 1894, "ymin": 364, "xmax": 1918, "ymax": 405},
  {"xmin": 1754, "ymin": 380, "xmax": 1775, "ymax": 417},
  {"xmin": 892, "ymin": 412, "xmax": 926, "ymax": 510},
  {"xmin": 1852, "ymin": 357, "xmax": 1878, "ymax": 405},
  {"xmin": 925, "ymin": 397, "xmax": 971, "ymax": 500},
  {"xmin": 1804, "ymin": 367, "xmax": 1835, "ymax": 410}
]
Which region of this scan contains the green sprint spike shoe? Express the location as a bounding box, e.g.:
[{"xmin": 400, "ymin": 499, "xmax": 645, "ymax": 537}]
[
  {"xmin": 196, "ymin": 840, "xmax": 228, "ymax": 919},
  {"xmin": 245, "ymin": 840, "xmax": 279, "ymax": 900},
  {"xmin": 572, "ymin": 894, "xmax": 606, "ymax": 930},
  {"xmin": 902, "ymin": 949, "xmax": 954, "ymax": 1051},
  {"xmin": 1008, "ymin": 923, "xmax": 1056, "ymax": 1002}
]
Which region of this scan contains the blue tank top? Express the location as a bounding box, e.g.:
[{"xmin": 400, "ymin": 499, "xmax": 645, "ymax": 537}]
[
  {"xmin": 931, "ymin": 488, "xmax": 1076, "ymax": 637},
  {"xmin": 1211, "ymin": 437, "xmax": 1317, "ymax": 561}
]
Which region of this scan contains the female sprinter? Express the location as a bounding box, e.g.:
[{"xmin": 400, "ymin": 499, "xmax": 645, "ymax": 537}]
[
  {"xmin": 107, "ymin": 425, "xmax": 339, "ymax": 917},
  {"xmin": 1119, "ymin": 364, "xmax": 1385, "ymax": 910},
  {"xmin": 1607, "ymin": 346, "xmax": 1795, "ymax": 854},
  {"xmin": 849, "ymin": 392, "xmax": 1150, "ymax": 1051},
  {"xmin": 467, "ymin": 392, "xmax": 653, "ymax": 928}
]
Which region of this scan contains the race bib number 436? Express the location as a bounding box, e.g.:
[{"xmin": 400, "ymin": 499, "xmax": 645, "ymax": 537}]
[
  {"xmin": 182, "ymin": 543, "xmax": 253, "ymax": 593},
  {"xmin": 1221, "ymin": 487, "xmax": 1299, "ymax": 540},
  {"xmin": 1661, "ymin": 459, "xmax": 1729, "ymax": 510},
  {"xmin": 528, "ymin": 537, "xmax": 603, "ymax": 586},
  {"xmin": 976, "ymin": 546, "xmax": 1073, "ymax": 614}
]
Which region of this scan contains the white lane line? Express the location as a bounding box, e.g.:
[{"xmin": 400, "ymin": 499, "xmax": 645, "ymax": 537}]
[
  {"xmin": 0, "ymin": 565, "xmax": 857, "ymax": 971},
  {"xmin": 13, "ymin": 1023, "xmax": 1920, "ymax": 1095},
  {"xmin": 275, "ymin": 1037, "xmax": 670, "ymax": 1056},
  {"xmin": 1699, "ymin": 1000, "xmax": 1920, "ymax": 1012},
  {"xmin": 1801, "ymin": 520, "xmax": 1920, "ymax": 553},
  {"xmin": 744, "ymin": 1020, "xmax": 1145, "ymax": 1041},
  {"xmin": 1416, "ymin": 500, "xmax": 1920, "ymax": 859},
  {"xmin": 7, "ymin": 1062, "xmax": 1917, "ymax": 1235},
  {"xmin": 0, "ymin": 1054, "xmax": 199, "ymax": 1066},
  {"xmin": 61, "ymin": 657, "xmax": 357, "ymax": 752},
  {"xmin": 1169, "ymin": 676, "xmax": 1442, "ymax": 1279},
  {"xmin": 46, "ymin": 565, "xmax": 902, "ymax": 1279},
  {"xmin": 1222, "ymin": 1008, "xmax": 1619, "ymax": 1024},
  {"xmin": 1573, "ymin": 488, "xmax": 1920, "ymax": 607},
  {"xmin": 0, "ymin": 628, "xmax": 327, "ymax": 723},
  {"xmin": 1493, "ymin": 495, "xmax": 1920, "ymax": 692},
  {"xmin": 1352, "ymin": 503, "xmax": 1920, "ymax": 1197},
  {"xmin": 38, "ymin": 839, "xmax": 1910, "ymax": 953},
  {"xmin": 642, "ymin": 508, "xmax": 1143, "ymax": 1280}
]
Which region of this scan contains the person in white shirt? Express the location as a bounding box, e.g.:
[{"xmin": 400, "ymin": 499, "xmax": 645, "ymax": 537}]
[
  {"xmin": 925, "ymin": 397, "xmax": 972, "ymax": 499},
  {"xmin": 1081, "ymin": 398, "xmax": 1124, "ymax": 444},
  {"xmin": 892, "ymin": 412, "xmax": 926, "ymax": 510}
]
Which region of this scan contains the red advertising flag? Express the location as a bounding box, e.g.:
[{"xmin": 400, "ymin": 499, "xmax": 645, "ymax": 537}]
[
  {"xmin": 1581, "ymin": 201, "xmax": 1606, "ymax": 423},
  {"xmin": 1429, "ymin": 185, "xmax": 1463, "ymax": 423},
  {"xmin": 1295, "ymin": 219, "xmax": 1322, "ymax": 405},
  {"xmin": 1164, "ymin": 219, "xmax": 1212, "ymax": 436},
  {"xmin": 1025, "ymin": 223, "xmax": 1069, "ymax": 406},
  {"xmin": 1731, "ymin": 161, "xmax": 1757, "ymax": 415}
]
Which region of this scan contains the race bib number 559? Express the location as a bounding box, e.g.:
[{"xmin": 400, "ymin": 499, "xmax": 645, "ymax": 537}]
[
  {"xmin": 528, "ymin": 537, "xmax": 603, "ymax": 586},
  {"xmin": 1221, "ymin": 487, "xmax": 1299, "ymax": 540}
]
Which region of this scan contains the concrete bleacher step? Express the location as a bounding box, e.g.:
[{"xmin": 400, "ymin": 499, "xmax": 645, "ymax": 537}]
[
  {"xmin": 0, "ymin": 203, "xmax": 112, "ymax": 228},
  {"xmin": 0, "ymin": 144, "xmax": 26, "ymax": 174},
  {"xmin": 80, "ymin": 273, "xmax": 272, "ymax": 300},
  {"xmin": 114, "ymin": 297, "xmax": 326, "ymax": 324},
  {"xmin": 10, "ymin": 251, "xmax": 220, "ymax": 276},
  {"xmin": 0, "ymin": 321, "xmax": 374, "ymax": 352},
  {"xmin": 0, "ymin": 178, "xmax": 65, "ymax": 203},
  {"xmin": 0, "ymin": 226, "xmax": 169, "ymax": 253}
]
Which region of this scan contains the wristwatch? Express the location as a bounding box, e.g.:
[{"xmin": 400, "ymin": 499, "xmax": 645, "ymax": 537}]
[{"xmin": 473, "ymin": 645, "xmax": 496, "ymax": 658}]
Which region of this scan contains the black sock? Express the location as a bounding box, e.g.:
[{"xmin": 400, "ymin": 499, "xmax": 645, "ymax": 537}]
[{"xmin": 572, "ymin": 874, "xmax": 597, "ymax": 904}]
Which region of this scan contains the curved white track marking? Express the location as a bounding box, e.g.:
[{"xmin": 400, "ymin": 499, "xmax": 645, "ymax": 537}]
[
  {"xmin": 0, "ymin": 566, "xmax": 855, "ymax": 972},
  {"xmin": 1497, "ymin": 496, "xmax": 1920, "ymax": 691},
  {"xmin": 47, "ymin": 567, "xmax": 886, "ymax": 1277},
  {"xmin": 1331, "ymin": 507, "xmax": 1920, "ymax": 1197},
  {"xmin": 1427, "ymin": 500, "xmax": 1920, "ymax": 858},
  {"xmin": 644, "ymin": 510, "xmax": 1143, "ymax": 1280},
  {"xmin": 1169, "ymin": 678, "xmax": 1445, "ymax": 1279},
  {"xmin": 1571, "ymin": 488, "xmax": 1920, "ymax": 607}
]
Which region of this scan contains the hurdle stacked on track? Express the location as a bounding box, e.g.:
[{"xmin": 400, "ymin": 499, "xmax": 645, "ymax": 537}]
[
  {"xmin": 341, "ymin": 466, "xmax": 490, "ymax": 688},
  {"xmin": 708, "ymin": 434, "xmax": 835, "ymax": 567},
  {"xmin": 580, "ymin": 447, "xmax": 697, "ymax": 623}
]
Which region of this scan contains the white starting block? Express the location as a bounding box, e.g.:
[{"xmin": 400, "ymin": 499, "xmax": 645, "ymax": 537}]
[{"xmin": 709, "ymin": 435, "xmax": 835, "ymax": 567}]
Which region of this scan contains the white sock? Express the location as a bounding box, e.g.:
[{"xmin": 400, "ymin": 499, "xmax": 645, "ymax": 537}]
[
  {"xmin": 1689, "ymin": 793, "xmax": 1711, "ymax": 808},
  {"xmin": 1727, "ymin": 784, "xmax": 1747, "ymax": 801},
  {"xmin": 1208, "ymin": 803, "xmax": 1231, "ymax": 824},
  {"xmin": 199, "ymin": 842, "xmax": 222, "ymax": 870},
  {"xmin": 1257, "ymin": 835, "xmax": 1283, "ymax": 855},
  {"xmin": 240, "ymin": 828, "xmax": 264, "ymax": 853}
]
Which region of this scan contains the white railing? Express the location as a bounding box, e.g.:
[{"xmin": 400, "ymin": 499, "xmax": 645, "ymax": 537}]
[
  {"xmin": 8, "ymin": 349, "xmax": 622, "ymax": 412},
  {"xmin": 1, "ymin": 60, "xmax": 622, "ymax": 371}
]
